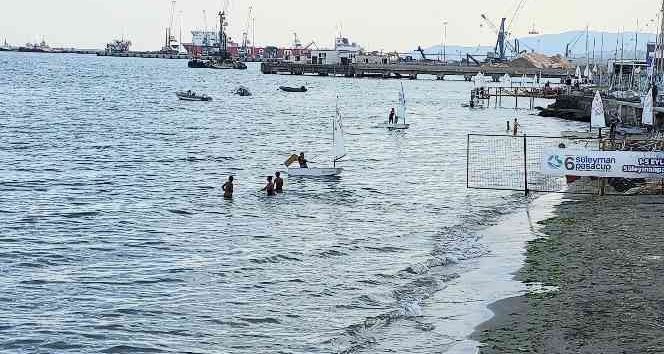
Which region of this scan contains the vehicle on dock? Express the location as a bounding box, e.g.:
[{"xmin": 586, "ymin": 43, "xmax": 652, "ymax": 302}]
[
  {"xmin": 176, "ymin": 91, "xmax": 213, "ymax": 101},
  {"xmin": 279, "ymin": 86, "xmax": 307, "ymax": 93}
]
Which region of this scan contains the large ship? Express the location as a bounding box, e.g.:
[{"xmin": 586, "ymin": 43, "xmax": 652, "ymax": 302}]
[{"xmin": 18, "ymin": 39, "xmax": 52, "ymax": 53}]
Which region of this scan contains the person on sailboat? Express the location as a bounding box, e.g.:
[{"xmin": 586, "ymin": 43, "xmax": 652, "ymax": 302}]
[
  {"xmin": 222, "ymin": 176, "xmax": 234, "ymax": 199},
  {"xmin": 389, "ymin": 108, "xmax": 395, "ymax": 124},
  {"xmin": 274, "ymin": 172, "xmax": 284, "ymax": 193},
  {"xmin": 261, "ymin": 176, "xmax": 276, "ymax": 196},
  {"xmin": 298, "ymin": 152, "xmax": 309, "ymax": 168}
]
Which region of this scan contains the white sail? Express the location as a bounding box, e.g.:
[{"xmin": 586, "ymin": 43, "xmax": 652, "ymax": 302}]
[
  {"xmin": 591, "ymin": 91, "xmax": 606, "ymax": 129},
  {"xmin": 333, "ymin": 101, "xmax": 346, "ymax": 161},
  {"xmin": 575, "ymin": 66, "xmax": 581, "ymax": 79},
  {"xmin": 473, "ymin": 72, "xmax": 486, "ymax": 87},
  {"xmin": 642, "ymin": 89, "xmax": 654, "ymax": 126},
  {"xmin": 397, "ymin": 83, "xmax": 407, "ymax": 124},
  {"xmin": 583, "ymin": 66, "xmax": 590, "ymax": 78},
  {"xmin": 501, "ymin": 74, "xmax": 511, "ymax": 86}
]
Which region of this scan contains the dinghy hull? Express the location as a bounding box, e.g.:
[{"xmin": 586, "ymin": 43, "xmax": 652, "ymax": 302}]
[{"xmin": 287, "ymin": 167, "xmax": 343, "ymax": 177}]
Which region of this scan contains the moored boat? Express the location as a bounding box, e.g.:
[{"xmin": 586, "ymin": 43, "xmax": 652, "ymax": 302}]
[
  {"xmin": 235, "ymin": 86, "xmax": 252, "ymax": 96},
  {"xmin": 176, "ymin": 91, "xmax": 213, "ymax": 101},
  {"xmin": 279, "ymin": 86, "xmax": 307, "ymax": 93}
]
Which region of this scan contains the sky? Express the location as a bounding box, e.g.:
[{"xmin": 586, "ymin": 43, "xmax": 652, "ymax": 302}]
[{"xmin": 1, "ymin": 0, "xmax": 662, "ymax": 51}]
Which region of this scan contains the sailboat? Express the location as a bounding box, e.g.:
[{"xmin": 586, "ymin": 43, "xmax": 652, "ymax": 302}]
[
  {"xmin": 382, "ymin": 83, "xmax": 410, "ymax": 130},
  {"xmin": 286, "ymin": 99, "xmax": 346, "ymax": 177},
  {"xmin": 563, "ymin": 91, "xmax": 604, "ymax": 138}
]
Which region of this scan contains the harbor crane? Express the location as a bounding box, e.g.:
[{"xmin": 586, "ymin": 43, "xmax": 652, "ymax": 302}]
[
  {"xmin": 240, "ymin": 5, "xmax": 253, "ymax": 59},
  {"xmin": 480, "ymin": 0, "xmax": 529, "ymax": 62},
  {"xmin": 481, "ymin": 15, "xmax": 516, "ymax": 62},
  {"xmin": 417, "ymin": 46, "xmax": 428, "ymax": 61},
  {"xmin": 565, "ymin": 31, "xmax": 585, "ymax": 58}
]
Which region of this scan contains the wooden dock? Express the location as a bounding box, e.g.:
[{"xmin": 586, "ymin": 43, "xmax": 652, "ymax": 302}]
[
  {"xmin": 471, "ymin": 86, "xmax": 565, "ymax": 109},
  {"xmin": 261, "ymin": 62, "xmax": 571, "ymax": 80}
]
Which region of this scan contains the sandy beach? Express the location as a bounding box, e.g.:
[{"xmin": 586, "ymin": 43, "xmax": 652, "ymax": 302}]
[{"xmin": 473, "ymin": 195, "xmax": 664, "ymax": 354}]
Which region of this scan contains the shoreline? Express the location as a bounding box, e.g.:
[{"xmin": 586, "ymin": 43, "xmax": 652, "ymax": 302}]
[
  {"xmin": 432, "ymin": 193, "xmax": 563, "ymax": 354},
  {"xmin": 471, "ymin": 195, "xmax": 664, "ymax": 353}
]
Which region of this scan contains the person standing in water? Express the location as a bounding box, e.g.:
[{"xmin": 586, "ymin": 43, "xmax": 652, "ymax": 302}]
[
  {"xmin": 298, "ymin": 152, "xmax": 309, "ymax": 168},
  {"xmin": 513, "ymin": 118, "xmax": 521, "ymax": 136},
  {"xmin": 222, "ymin": 176, "xmax": 234, "ymax": 199},
  {"xmin": 388, "ymin": 108, "xmax": 395, "ymax": 124},
  {"xmin": 261, "ymin": 176, "xmax": 276, "ymax": 196},
  {"xmin": 274, "ymin": 172, "xmax": 284, "ymax": 193}
]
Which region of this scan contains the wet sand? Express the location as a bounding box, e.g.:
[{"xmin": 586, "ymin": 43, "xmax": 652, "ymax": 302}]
[{"xmin": 472, "ymin": 196, "xmax": 664, "ymax": 354}]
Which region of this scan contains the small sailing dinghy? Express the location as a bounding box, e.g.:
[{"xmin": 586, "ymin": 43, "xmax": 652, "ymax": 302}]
[
  {"xmin": 176, "ymin": 91, "xmax": 213, "ymax": 101},
  {"xmin": 380, "ymin": 83, "xmax": 410, "ymax": 130},
  {"xmin": 286, "ymin": 100, "xmax": 346, "ymax": 177}
]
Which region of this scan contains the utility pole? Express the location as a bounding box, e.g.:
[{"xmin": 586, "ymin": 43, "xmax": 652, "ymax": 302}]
[
  {"xmin": 635, "ymin": 19, "xmax": 639, "ymax": 61},
  {"xmin": 443, "ymin": 21, "xmax": 448, "ymax": 63}
]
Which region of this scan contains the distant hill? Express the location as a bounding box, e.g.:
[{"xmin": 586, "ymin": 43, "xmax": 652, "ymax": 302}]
[{"xmin": 421, "ymin": 30, "xmax": 657, "ymax": 61}]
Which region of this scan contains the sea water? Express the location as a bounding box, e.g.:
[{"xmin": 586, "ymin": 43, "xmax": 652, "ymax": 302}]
[{"xmin": 0, "ymin": 52, "xmax": 585, "ymax": 353}]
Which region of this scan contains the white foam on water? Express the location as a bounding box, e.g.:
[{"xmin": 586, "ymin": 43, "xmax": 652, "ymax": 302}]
[{"xmin": 425, "ymin": 192, "xmax": 565, "ymax": 354}]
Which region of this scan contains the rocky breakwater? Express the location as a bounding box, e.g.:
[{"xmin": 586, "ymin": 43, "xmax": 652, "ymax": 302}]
[{"xmin": 536, "ymin": 94, "xmax": 592, "ymax": 122}]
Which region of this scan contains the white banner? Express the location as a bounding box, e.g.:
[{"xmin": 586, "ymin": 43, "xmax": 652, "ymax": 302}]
[{"xmin": 542, "ymin": 149, "xmax": 664, "ymax": 178}]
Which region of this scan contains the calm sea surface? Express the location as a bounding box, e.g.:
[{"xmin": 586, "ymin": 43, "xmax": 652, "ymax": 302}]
[{"xmin": 0, "ymin": 53, "xmax": 584, "ymax": 353}]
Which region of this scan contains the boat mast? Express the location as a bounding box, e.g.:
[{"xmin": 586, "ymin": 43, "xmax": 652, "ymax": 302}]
[
  {"xmin": 218, "ymin": 11, "xmax": 228, "ymax": 60},
  {"xmin": 333, "ymin": 100, "xmax": 336, "ymax": 168}
]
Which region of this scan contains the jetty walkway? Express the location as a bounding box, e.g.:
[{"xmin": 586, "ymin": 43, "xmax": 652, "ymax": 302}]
[{"xmin": 261, "ymin": 62, "xmax": 571, "ymax": 81}]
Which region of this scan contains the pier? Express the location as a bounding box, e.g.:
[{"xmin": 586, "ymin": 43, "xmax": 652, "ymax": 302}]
[
  {"xmin": 472, "ymin": 86, "xmax": 565, "ymax": 109},
  {"xmin": 260, "ymin": 62, "xmax": 571, "ymax": 80},
  {"xmin": 96, "ymin": 51, "xmax": 189, "ymax": 59}
]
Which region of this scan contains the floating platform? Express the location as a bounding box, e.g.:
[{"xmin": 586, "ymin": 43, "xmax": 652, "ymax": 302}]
[
  {"xmin": 261, "ymin": 62, "xmax": 572, "ymax": 80},
  {"xmin": 96, "ymin": 51, "xmax": 189, "ymax": 59}
]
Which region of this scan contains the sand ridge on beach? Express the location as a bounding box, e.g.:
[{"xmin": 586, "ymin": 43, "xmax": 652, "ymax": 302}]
[{"xmin": 473, "ymin": 196, "xmax": 664, "ymax": 354}]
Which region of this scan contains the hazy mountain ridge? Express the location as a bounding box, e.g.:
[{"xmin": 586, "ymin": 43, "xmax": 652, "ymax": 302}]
[{"xmin": 422, "ymin": 30, "xmax": 657, "ymax": 60}]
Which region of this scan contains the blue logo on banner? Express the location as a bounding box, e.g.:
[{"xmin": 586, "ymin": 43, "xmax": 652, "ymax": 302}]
[{"xmin": 548, "ymin": 155, "xmax": 563, "ymax": 169}]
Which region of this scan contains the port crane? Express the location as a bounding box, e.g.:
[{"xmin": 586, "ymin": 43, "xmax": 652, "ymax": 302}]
[
  {"xmin": 481, "ymin": 15, "xmax": 517, "ymax": 62},
  {"xmin": 416, "ymin": 46, "xmax": 429, "ymax": 61},
  {"xmin": 240, "ymin": 6, "xmax": 253, "ymax": 59},
  {"xmin": 480, "ymin": 0, "xmax": 529, "ymax": 62},
  {"xmin": 565, "ymin": 32, "xmax": 585, "ymax": 58}
]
